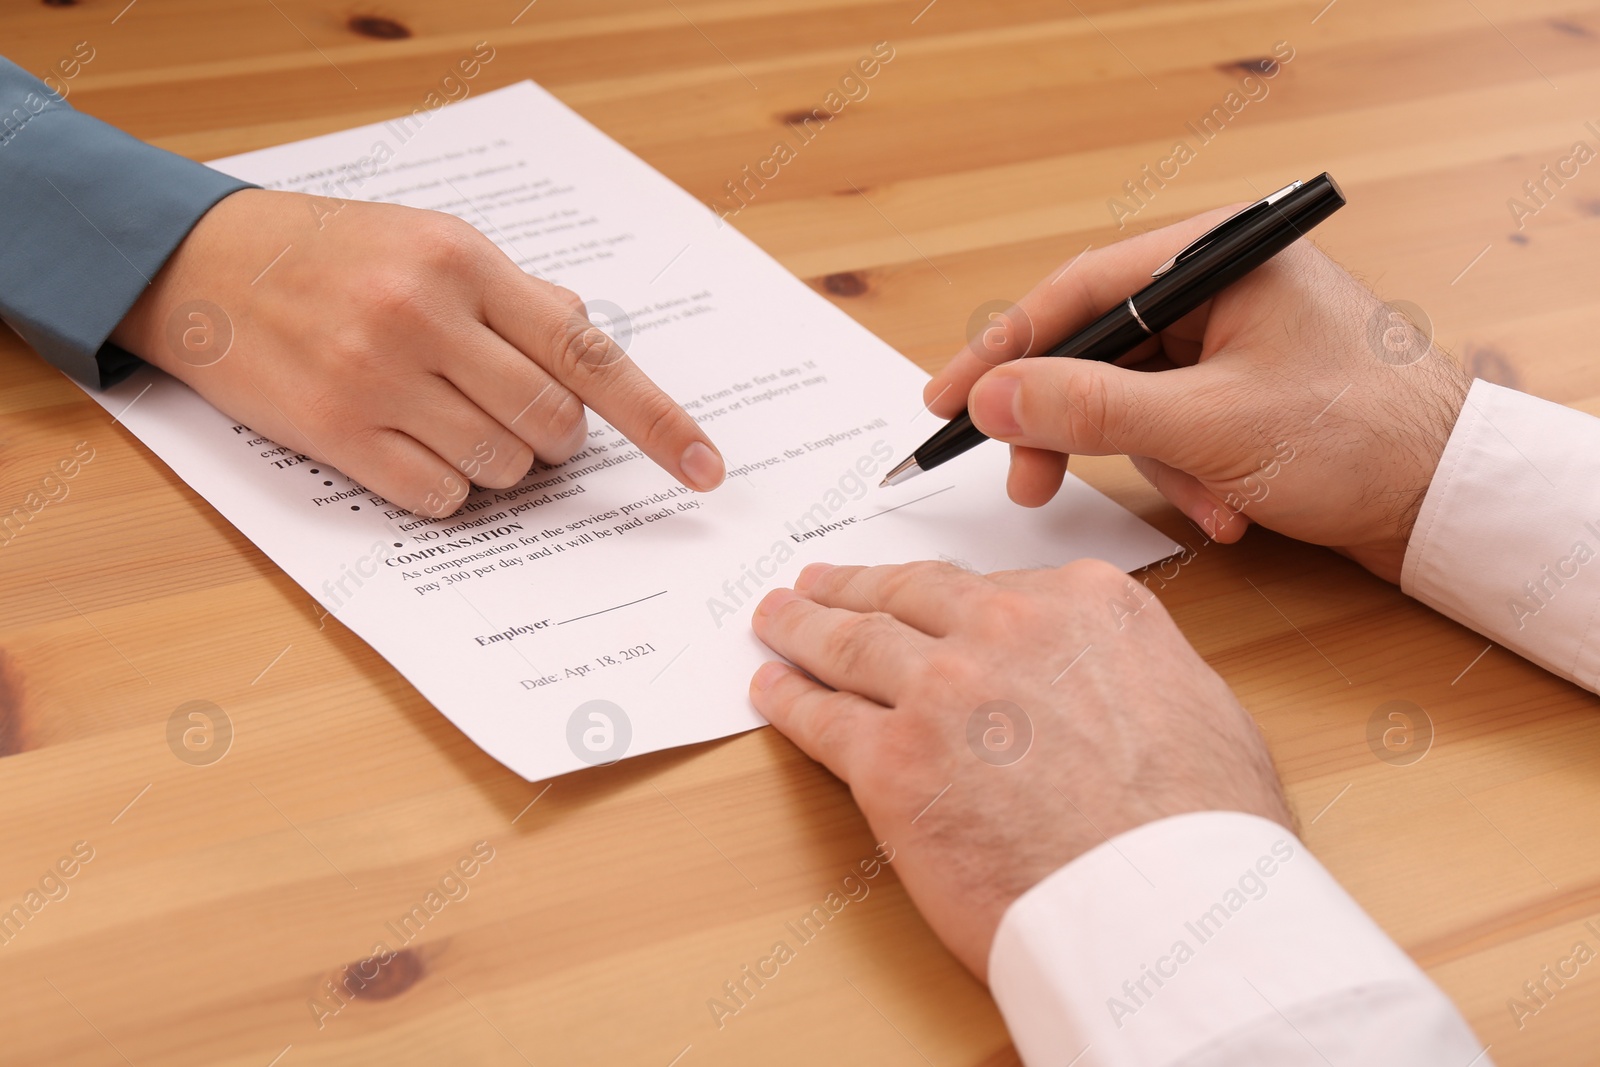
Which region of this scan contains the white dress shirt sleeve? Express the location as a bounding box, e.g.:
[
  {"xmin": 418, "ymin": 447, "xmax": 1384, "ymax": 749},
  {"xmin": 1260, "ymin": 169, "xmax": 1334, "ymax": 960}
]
[
  {"xmin": 990, "ymin": 377, "xmax": 1600, "ymax": 1065},
  {"xmin": 988, "ymin": 812, "xmax": 1487, "ymax": 1066},
  {"xmin": 1403, "ymin": 379, "xmax": 1600, "ymax": 692}
]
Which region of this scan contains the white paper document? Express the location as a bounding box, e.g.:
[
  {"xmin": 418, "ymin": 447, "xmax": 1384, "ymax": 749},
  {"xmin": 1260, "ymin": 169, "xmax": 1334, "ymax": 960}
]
[{"xmin": 88, "ymin": 82, "xmax": 1179, "ymax": 781}]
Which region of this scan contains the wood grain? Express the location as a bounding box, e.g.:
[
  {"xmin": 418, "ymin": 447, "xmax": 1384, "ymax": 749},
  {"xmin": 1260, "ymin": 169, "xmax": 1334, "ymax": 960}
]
[{"xmin": 3, "ymin": 0, "xmax": 1599, "ymax": 1063}]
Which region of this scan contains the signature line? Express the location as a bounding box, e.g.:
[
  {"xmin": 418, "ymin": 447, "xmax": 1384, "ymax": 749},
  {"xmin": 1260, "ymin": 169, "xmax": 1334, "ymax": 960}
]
[
  {"xmin": 862, "ymin": 486, "xmax": 953, "ymax": 521},
  {"xmin": 559, "ymin": 590, "xmax": 668, "ymax": 625}
]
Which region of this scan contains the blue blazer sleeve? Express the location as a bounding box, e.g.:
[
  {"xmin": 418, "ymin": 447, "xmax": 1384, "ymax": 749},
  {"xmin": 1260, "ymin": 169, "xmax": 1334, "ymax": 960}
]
[{"xmin": 0, "ymin": 57, "xmax": 255, "ymax": 387}]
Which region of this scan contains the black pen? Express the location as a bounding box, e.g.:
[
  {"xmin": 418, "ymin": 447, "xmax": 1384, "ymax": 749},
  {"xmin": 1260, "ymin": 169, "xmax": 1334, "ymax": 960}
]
[{"xmin": 881, "ymin": 173, "xmax": 1347, "ymax": 487}]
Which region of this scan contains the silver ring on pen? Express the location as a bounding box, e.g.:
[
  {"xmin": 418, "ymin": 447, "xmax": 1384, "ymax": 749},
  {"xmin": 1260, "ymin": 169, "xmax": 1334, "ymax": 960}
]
[{"xmin": 1126, "ymin": 297, "xmax": 1153, "ymax": 335}]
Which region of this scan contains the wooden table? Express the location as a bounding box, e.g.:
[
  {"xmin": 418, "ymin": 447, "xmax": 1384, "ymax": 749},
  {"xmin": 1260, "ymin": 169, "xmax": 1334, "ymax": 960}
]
[{"xmin": 4, "ymin": 0, "xmax": 1599, "ymax": 1063}]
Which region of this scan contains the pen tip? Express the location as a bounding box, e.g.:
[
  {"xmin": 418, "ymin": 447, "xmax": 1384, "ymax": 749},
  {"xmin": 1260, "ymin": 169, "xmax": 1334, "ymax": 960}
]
[{"xmin": 880, "ymin": 456, "xmax": 922, "ymax": 488}]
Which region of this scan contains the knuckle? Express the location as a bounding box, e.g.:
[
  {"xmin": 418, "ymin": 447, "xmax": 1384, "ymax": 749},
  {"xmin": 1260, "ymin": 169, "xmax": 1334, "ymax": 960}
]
[
  {"xmin": 1068, "ymin": 558, "xmax": 1171, "ymax": 630},
  {"xmin": 1060, "ymin": 557, "xmax": 1127, "ymax": 593},
  {"xmin": 808, "ymin": 699, "xmax": 862, "ymax": 757},
  {"xmin": 973, "ymin": 587, "xmax": 1039, "ymax": 633},
  {"xmin": 896, "ymin": 559, "xmax": 958, "ymax": 586},
  {"xmin": 1053, "ymin": 367, "xmax": 1115, "ymax": 443},
  {"xmin": 325, "ymin": 334, "xmax": 390, "ymax": 386},
  {"xmin": 923, "ymin": 647, "xmax": 984, "ymax": 696},
  {"xmin": 551, "ymin": 285, "xmax": 586, "ymax": 313},
  {"xmin": 505, "ymin": 439, "xmax": 537, "ymax": 475},
  {"xmin": 1064, "ymin": 271, "xmax": 1097, "ymax": 321},
  {"xmin": 1062, "ymin": 559, "xmax": 1154, "ymax": 623},
  {"xmin": 821, "ymin": 616, "xmax": 868, "ymax": 670},
  {"xmin": 631, "ymin": 394, "xmax": 686, "ymax": 447},
  {"xmin": 879, "ymin": 560, "xmax": 960, "ymax": 608},
  {"xmin": 471, "ymin": 441, "xmax": 534, "ymax": 489},
  {"xmin": 806, "ymin": 564, "xmax": 852, "ymax": 600},
  {"xmin": 412, "ymin": 213, "xmax": 480, "ymax": 272},
  {"xmin": 544, "ymin": 390, "xmax": 588, "ymax": 448},
  {"xmin": 824, "ymin": 613, "xmax": 893, "ymax": 676},
  {"xmin": 555, "ymin": 315, "xmax": 617, "ymax": 371},
  {"xmin": 359, "ymin": 267, "xmax": 433, "ymax": 325}
]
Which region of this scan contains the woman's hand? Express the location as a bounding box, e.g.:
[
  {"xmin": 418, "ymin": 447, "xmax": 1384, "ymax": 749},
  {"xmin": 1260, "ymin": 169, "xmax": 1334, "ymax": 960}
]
[{"xmin": 112, "ymin": 189, "xmax": 725, "ymax": 517}]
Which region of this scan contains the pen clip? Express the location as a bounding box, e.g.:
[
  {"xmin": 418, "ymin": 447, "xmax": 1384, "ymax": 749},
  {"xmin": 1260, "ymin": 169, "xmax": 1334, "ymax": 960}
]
[{"xmin": 1150, "ymin": 179, "xmax": 1303, "ymax": 278}]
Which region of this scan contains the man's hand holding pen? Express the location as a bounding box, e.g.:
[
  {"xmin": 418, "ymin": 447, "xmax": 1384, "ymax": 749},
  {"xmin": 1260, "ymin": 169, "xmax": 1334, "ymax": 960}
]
[
  {"xmin": 753, "ymin": 193, "xmax": 1476, "ymax": 979},
  {"xmin": 926, "ymin": 204, "xmax": 1470, "ymax": 585}
]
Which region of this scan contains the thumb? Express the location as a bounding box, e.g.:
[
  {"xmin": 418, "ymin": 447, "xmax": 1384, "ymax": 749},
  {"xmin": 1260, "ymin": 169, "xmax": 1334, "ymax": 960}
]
[{"xmin": 967, "ymin": 357, "xmax": 1206, "ymax": 463}]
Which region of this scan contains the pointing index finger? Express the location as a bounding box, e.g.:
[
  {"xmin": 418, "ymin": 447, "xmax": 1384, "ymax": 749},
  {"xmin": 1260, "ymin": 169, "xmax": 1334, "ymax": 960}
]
[{"xmin": 485, "ymin": 272, "xmax": 726, "ymax": 492}]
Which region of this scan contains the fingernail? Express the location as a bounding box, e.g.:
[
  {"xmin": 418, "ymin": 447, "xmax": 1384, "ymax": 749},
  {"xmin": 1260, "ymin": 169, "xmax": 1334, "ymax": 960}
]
[
  {"xmin": 680, "ymin": 441, "xmax": 725, "ymax": 491},
  {"xmin": 752, "ymin": 661, "xmax": 789, "ymax": 691},
  {"xmin": 970, "ymin": 376, "xmax": 1021, "ymax": 438},
  {"xmin": 794, "ymin": 562, "xmax": 833, "ymax": 592},
  {"xmin": 754, "ymin": 588, "xmax": 799, "ymax": 620}
]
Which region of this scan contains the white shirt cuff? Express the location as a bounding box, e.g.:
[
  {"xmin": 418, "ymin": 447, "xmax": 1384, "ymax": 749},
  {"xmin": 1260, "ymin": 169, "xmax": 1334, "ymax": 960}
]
[
  {"xmin": 1403, "ymin": 379, "xmax": 1600, "ymax": 692},
  {"xmin": 988, "ymin": 811, "xmax": 1483, "ymax": 1066}
]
